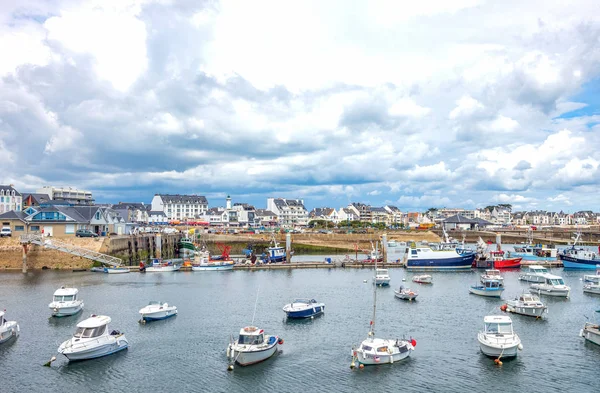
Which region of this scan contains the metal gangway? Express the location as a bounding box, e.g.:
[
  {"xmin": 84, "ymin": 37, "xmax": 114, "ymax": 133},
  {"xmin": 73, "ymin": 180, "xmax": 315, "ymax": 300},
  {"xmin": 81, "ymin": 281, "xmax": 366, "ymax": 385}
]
[{"xmin": 20, "ymin": 234, "xmax": 123, "ymax": 267}]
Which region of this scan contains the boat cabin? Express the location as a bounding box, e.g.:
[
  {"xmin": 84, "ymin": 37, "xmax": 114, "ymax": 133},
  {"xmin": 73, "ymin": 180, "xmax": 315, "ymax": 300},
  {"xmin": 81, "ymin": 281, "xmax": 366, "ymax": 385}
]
[
  {"xmin": 519, "ymin": 293, "xmax": 543, "ymax": 305},
  {"xmin": 483, "ymin": 315, "xmax": 514, "ymax": 335},
  {"xmin": 484, "ymin": 269, "xmax": 501, "ymax": 276},
  {"xmin": 291, "ymin": 299, "xmax": 317, "ymax": 305},
  {"xmin": 376, "ymin": 269, "xmax": 389, "ymax": 275},
  {"xmin": 537, "ymin": 273, "xmax": 566, "ymax": 286},
  {"xmin": 523, "ymin": 265, "xmax": 549, "ymax": 274},
  {"xmin": 482, "ymin": 280, "xmax": 502, "ymax": 289},
  {"xmin": 73, "ymin": 315, "xmax": 111, "ymax": 339},
  {"xmin": 237, "ymin": 326, "xmax": 264, "ymax": 345},
  {"xmin": 53, "ymin": 286, "xmax": 79, "ymax": 302}
]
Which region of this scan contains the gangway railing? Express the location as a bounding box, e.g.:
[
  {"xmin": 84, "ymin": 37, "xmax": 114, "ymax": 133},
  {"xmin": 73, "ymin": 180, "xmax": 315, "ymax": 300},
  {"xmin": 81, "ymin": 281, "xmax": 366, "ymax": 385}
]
[{"xmin": 20, "ymin": 234, "xmax": 122, "ymax": 267}]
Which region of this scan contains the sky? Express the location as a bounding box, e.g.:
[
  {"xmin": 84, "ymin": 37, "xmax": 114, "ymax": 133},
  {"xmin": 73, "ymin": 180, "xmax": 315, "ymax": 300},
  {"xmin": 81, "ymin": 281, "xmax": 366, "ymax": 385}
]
[{"xmin": 1, "ymin": 0, "xmax": 599, "ymax": 212}]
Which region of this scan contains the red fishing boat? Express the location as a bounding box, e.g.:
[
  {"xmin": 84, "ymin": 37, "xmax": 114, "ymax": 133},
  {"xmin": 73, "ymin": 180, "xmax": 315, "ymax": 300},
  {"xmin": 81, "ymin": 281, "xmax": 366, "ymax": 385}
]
[{"xmin": 489, "ymin": 250, "xmax": 522, "ymax": 269}]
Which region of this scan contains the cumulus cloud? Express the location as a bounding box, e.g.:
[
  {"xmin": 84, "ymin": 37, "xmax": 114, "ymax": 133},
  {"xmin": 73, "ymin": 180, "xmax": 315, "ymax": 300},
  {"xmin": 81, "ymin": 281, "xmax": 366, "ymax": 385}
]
[{"xmin": 0, "ymin": 0, "xmax": 600, "ymax": 211}]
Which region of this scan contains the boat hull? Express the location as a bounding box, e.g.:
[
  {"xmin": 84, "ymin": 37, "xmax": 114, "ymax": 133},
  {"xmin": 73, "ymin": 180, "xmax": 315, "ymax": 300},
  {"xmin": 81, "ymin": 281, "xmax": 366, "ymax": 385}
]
[
  {"xmin": 469, "ymin": 287, "xmax": 504, "ymax": 297},
  {"xmin": 407, "ymin": 253, "xmax": 475, "ymax": 271},
  {"xmin": 506, "ymin": 303, "xmax": 547, "ymax": 318},
  {"xmin": 493, "ymin": 258, "xmax": 522, "ymax": 269},
  {"xmin": 141, "ymin": 310, "xmax": 177, "ymax": 321},
  {"xmin": 477, "ymin": 335, "xmax": 519, "ymax": 358},
  {"xmin": 530, "ymin": 286, "xmax": 570, "ymax": 297},
  {"xmin": 583, "ymin": 285, "xmax": 600, "ymax": 295},
  {"xmin": 0, "ymin": 322, "xmax": 19, "ymax": 344},
  {"xmin": 191, "ymin": 263, "xmax": 234, "ymax": 271},
  {"xmin": 412, "ymin": 275, "xmax": 432, "ymax": 284},
  {"xmin": 228, "ymin": 340, "xmax": 279, "ymax": 366},
  {"xmin": 394, "ymin": 291, "xmax": 417, "ymax": 301},
  {"xmin": 49, "ymin": 302, "xmax": 84, "ymax": 317},
  {"xmin": 105, "ymin": 267, "xmax": 130, "ymax": 274},
  {"xmin": 145, "ymin": 265, "xmax": 181, "ymax": 272},
  {"xmin": 581, "ymin": 324, "xmax": 600, "ymax": 346},
  {"xmin": 59, "ymin": 336, "xmax": 129, "ymax": 361},
  {"xmin": 284, "ymin": 305, "xmax": 324, "ymax": 319},
  {"xmin": 560, "ymin": 257, "xmax": 600, "ymax": 269},
  {"xmin": 354, "ymin": 339, "xmax": 414, "ymax": 365},
  {"xmin": 374, "ymin": 278, "xmax": 390, "ymax": 286}
]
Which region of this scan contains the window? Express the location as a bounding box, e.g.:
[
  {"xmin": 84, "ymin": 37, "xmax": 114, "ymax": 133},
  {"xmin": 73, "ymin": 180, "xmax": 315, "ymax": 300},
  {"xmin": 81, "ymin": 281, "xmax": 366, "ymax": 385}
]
[
  {"xmin": 95, "ymin": 211, "xmax": 101, "ymax": 220},
  {"xmin": 65, "ymin": 224, "xmax": 75, "ymax": 234},
  {"xmin": 15, "ymin": 226, "xmax": 24, "ymax": 231},
  {"xmin": 30, "ymin": 225, "xmax": 40, "ymax": 231}
]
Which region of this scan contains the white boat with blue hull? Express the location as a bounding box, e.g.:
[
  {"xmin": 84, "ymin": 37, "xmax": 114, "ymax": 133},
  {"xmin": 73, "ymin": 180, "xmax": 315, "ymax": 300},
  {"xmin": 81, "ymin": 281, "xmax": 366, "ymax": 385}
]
[
  {"xmin": 469, "ymin": 280, "xmax": 504, "ymax": 298},
  {"xmin": 139, "ymin": 301, "xmax": 178, "ymax": 321},
  {"xmin": 227, "ymin": 326, "xmax": 282, "ymax": 366},
  {"xmin": 560, "ymin": 248, "xmax": 600, "ymax": 269},
  {"xmin": 265, "ymin": 235, "xmax": 287, "ymax": 263},
  {"xmin": 57, "ymin": 315, "xmax": 128, "ymax": 361},
  {"xmin": 374, "ymin": 268, "xmax": 391, "ymax": 286},
  {"xmin": 405, "ymin": 246, "xmax": 476, "ymax": 271},
  {"xmin": 283, "ymin": 299, "xmax": 325, "ymax": 319},
  {"xmin": 0, "ymin": 311, "xmax": 19, "ymax": 345},
  {"xmin": 49, "ymin": 286, "xmax": 84, "ymax": 317}
]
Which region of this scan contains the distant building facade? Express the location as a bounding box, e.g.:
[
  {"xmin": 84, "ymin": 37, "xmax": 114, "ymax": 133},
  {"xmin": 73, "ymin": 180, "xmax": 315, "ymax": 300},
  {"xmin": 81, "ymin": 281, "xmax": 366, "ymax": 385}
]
[
  {"xmin": 0, "ymin": 185, "xmax": 22, "ymax": 213},
  {"xmin": 37, "ymin": 186, "xmax": 94, "ymax": 205},
  {"xmin": 151, "ymin": 194, "xmax": 208, "ymax": 221},
  {"xmin": 267, "ymin": 198, "xmax": 308, "ymax": 226}
]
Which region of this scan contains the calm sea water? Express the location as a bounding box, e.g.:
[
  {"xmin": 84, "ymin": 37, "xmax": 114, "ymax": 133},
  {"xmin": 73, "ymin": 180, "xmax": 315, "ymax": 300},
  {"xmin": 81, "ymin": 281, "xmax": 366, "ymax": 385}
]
[{"xmin": 1, "ymin": 264, "xmax": 599, "ymax": 392}]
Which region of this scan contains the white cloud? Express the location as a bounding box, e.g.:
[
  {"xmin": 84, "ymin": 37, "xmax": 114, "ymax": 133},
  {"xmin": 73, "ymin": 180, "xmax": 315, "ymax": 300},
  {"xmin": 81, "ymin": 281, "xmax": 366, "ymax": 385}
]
[
  {"xmin": 368, "ymin": 190, "xmax": 381, "ymax": 196},
  {"xmin": 494, "ymin": 193, "xmax": 533, "ymax": 203},
  {"xmin": 449, "ymin": 96, "xmax": 485, "ymax": 119},
  {"xmin": 388, "ymin": 98, "xmax": 431, "ymax": 118}
]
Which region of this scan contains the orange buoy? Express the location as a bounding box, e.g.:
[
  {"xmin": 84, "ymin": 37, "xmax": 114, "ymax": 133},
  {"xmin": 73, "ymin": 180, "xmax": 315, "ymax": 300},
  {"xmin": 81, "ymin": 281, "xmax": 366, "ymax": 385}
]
[
  {"xmin": 500, "ymin": 304, "xmax": 508, "ymax": 312},
  {"xmin": 359, "ymin": 364, "xmax": 365, "ymax": 369}
]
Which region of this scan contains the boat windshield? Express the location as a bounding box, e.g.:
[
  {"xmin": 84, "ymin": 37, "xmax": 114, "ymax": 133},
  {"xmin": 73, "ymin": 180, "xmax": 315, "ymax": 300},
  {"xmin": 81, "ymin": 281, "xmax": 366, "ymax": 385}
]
[
  {"xmin": 74, "ymin": 325, "xmax": 106, "ymax": 339},
  {"xmin": 485, "ymin": 322, "xmax": 512, "ymax": 334},
  {"xmin": 238, "ymin": 334, "xmax": 264, "ymax": 345},
  {"xmin": 54, "ymin": 295, "xmax": 75, "ymax": 302},
  {"xmin": 0, "ymin": 316, "xmax": 4, "ymax": 325},
  {"xmin": 532, "ymin": 268, "xmax": 548, "ymax": 273},
  {"xmin": 548, "ymin": 278, "xmax": 565, "ymax": 285}
]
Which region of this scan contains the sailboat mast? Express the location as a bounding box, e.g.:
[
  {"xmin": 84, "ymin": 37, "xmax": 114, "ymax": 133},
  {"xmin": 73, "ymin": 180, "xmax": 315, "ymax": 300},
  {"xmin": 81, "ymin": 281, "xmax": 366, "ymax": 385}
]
[{"xmin": 370, "ymin": 242, "xmax": 378, "ymax": 338}]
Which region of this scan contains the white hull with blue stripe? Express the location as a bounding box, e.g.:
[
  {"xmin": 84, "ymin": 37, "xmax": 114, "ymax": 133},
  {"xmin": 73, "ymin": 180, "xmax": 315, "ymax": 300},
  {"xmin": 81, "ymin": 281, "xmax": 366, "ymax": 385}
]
[
  {"xmin": 139, "ymin": 302, "xmax": 177, "ymax": 321},
  {"xmin": 283, "ymin": 299, "xmax": 325, "ymax": 318},
  {"xmin": 406, "ymin": 247, "xmax": 475, "ymax": 271}
]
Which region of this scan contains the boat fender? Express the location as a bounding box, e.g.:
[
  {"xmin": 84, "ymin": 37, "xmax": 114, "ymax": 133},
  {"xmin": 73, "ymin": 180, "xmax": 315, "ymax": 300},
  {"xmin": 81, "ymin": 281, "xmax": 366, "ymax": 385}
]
[
  {"xmin": 278, "ymin": 338, "xmax": 284, "ymax": 345},
  {"xmin": 500, "ymin": 304, "xmax": 508, "ymax": 312},
  {"xmin": 517, "ymin": 343, "xmax": 523, "ymax": 351},
  {"xmin": 411, "ymin": 338, "xmax": 417, "ymax": 347}
]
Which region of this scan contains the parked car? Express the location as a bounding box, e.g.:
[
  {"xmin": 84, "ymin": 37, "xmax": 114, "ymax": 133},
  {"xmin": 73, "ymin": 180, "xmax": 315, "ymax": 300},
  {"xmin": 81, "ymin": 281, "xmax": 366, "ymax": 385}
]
[
  {"xmin": 75, "ymin": 229, "xmax": 98, "ymax": 238},
  {"xmin": 0, "ymin": 227, "xmax": 12, "ymax": 237}
]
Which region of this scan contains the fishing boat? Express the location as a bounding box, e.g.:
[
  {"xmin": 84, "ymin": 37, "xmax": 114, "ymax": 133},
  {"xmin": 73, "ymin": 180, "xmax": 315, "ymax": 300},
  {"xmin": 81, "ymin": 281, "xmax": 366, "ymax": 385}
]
[
  {"xmin": 265, "ymin": 234, "xmax": 287, "ymax": 263},
  {"xmin": 0, "ymin": 310, "xmax": 19, "ymax": 344},
  {"xmin": 580, "ymin": 311, "xmax": 600, "ymax": 346},
  {"xmin": 282, "ymin": 299, "xmax": 325, "ymax": 318},
  {"xmin": 57, "ymin": 315, "xmax": 128, "ymax": 361},
  {"xmin": 412, "ymin": 275, "xmax": 433, "ymax": 284},
  {"xmin": 178, "ymin": 237, "xmax": 196, "ymax": 258},
  {"xmin": 374, "ymin": 268, "xmax": 391, "ymax": 286},
  {"xmin": 104, "ymin": 266, "xmax": 130, "ymax": 274},
  {"xmin": 192, "ymin": 245, "xmax": 234, "ymax": 271},
  {"xmin": 139, "ymin": 301, "xmax": 177, "ymax": 321},
  {"xmin": 504, "ymin": 292, "xmax": 547, "ymax": 318},
  {"xmin": 48, "ymin": 286, "xmax": 84, "ymax": 317},
  {"xmin": 469, "ymin": 280, "xmax": 504, "ymax": 298},
  {"xmin": 518, "ymin": 265, "xmax": 550, "ymax": 283},
  {"xmin": 351, "ymin": 257, "xmax": 416, "ymax": 366},
  {"xmin": 477, "ymin": 315, "xmax": 522, "ymax": 358},
  {"xmin": 583, "ymin": 283, "xmax": 600, "ymax": 295},
  {"xmin": 509, "ymin": 229, "xmax": 557, "ymax": 261},
  {"xmin": 143, "ymin": 258, "xmax": 182, "ymax": 272},
  {"xmin": 387, "ymin": 239, "xmax": 398, "ymax": 247},
  {"xmin": 530, "ymin": 273, "xmax": 570, "ymax": 297},
  {"xmin": 488, "ymin": 251, "xmax": 522, "ymax": 269},
  {"xmin": 559, "ymin": 233, "xmax": 600, "ymax": 269},
  {"xmin": 480, "ymin": 269, "xmax": 504, "ymax": 286},
  {"xmin": 394, "ymin": 286, "xmax": 418, "ymax": 301},
  {"xmin": 404, "ymin": 245, "xmax": 476, "ymax": 271},
  {"xmin": 583, "ymin": 265, "xmax": 600, "ymax": 283}
]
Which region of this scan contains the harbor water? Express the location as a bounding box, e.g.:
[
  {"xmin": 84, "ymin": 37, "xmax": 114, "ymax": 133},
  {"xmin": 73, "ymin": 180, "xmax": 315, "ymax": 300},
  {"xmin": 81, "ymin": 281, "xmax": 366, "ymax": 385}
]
[{"xmin": 1, "ymin": 265, "xmax": 599, "ymax": 392}]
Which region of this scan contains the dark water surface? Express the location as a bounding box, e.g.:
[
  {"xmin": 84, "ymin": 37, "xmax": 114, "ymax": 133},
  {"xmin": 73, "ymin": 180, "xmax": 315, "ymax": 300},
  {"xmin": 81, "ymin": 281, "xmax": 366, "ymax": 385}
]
[{"xmin": 1, "ymin": 267, "xmax": 599, "ymax": 392}]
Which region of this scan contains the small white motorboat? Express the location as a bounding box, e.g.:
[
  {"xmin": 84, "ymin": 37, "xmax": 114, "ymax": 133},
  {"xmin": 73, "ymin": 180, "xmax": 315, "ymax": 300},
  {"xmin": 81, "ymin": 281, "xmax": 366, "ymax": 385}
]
[
  {"xmin": 583, "ymin": 283, "xmax": 600, "ymax": 295},
  {"xmin": 144, "ymin": 259, "xmax": 182, "ymax": 272},
  {"xmin": 139, "ymin": 301, "xmax": 178, "ymax": 322},
  {"xmin": 373, "ymin": 268, "xmax": 391, "ymax": 286},
  {"xmin": 580, "ymin": 311, "xmax": 600, "ymax": 346},
  {"xmin": 57, "ymin": 315, "xmax": 128, "ymax": 361},
  {"xmin": 412, "ymin": 275, "xmax": 432, "ymax": 284},
  {"xmin": 583, "ymin": 265, "xmax": 600, "ymax": 283},
  {"xmin": 394, "ymin": 286, "xmax": 418, "ymax": 301},
  {"xmin": 282, "ymin": 299, "xmax": 325, "ymax": 318},
  {"xmin": 518, "ymin": 265, "xmax": 550, "ymax": 283},
  {"xmin": 477, "ymin": 315, "xmax": 523, "ymax": 358},
  {"xmin": 227, "ymin": 326, "xmax": 282, "ymax": 366},
  {"xmin": 48, "ymin": 286, "xmax": 84, "ymax": 317},
  {"xmin": 105, "ymin": 266, "xmax": 130, "ymax": 274},
  {"xmin": 480, "ymin": 269, "xmax": 504, "ymax": 286},
  {"xmin": 0, "ymin": 310, "xmax": 19, "ymax": 344},
  {"xmin": 530, "ymin": 273, "xmax": 570, "ymax": 297},
  {"xmin": 90, "ymin": 266, "xmax": 105, "ymax": 273},
  {"xmin": 469, "ymin": 280, "xmax": 504, "ymax": 298},
  {"xmin": 504, "ymin": 292, "xmax": 547, "ymax": 318},
  {"xmin": 191, "ymin": 255, "xmax": 234, "ymax": 271}
]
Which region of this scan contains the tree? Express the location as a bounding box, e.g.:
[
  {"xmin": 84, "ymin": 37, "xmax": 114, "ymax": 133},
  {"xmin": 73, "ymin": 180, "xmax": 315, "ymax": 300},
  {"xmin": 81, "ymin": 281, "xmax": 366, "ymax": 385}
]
[
  {"xmin": 498, "ymin": 203, "xmax": 512, "ymax": 211},
  {"xmin": 485, "ymin": 205, "xmax": 497, "ymax": 212}
]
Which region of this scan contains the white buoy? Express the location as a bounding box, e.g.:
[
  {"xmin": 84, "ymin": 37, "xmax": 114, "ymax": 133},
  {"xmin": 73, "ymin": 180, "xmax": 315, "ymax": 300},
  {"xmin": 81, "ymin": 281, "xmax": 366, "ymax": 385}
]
[
  {"xmin": 518, "ymin": 343, "xmax": 523, "ymax": 350},
  {"xmin": 363, "ymin": 279, "xmax": 367, "ymax": 283}
]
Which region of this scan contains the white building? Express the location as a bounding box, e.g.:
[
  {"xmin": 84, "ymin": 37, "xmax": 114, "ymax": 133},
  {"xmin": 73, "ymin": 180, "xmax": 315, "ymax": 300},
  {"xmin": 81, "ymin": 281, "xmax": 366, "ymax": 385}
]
[
  {"xmin": 384, "ymin": 205, "xmax": 403, "ymax": 225},
  {"xmin": 308, "ymin": 208, "xmax": 339, "ymax": 223},
  {"xmin": 338, "ymin": 208, "xmax": 358, "ymax": 222},
  {"xmin": 37, "ymin": 186, "xmax": 94, "ymax": 205},
  {"xmin": 151, "ymin": 194, "xmax": 208, "ymax": 221},
  {"xmin": 266, "ymin": 198, "xmax": 308, "ymax": 226},
  {"xmin": 0, "ymin": 185, "xmax": 22, "ymax": 213},
  {"xmin": 232, "ymin": 203, "xmax": 256, "ymax": 226}
]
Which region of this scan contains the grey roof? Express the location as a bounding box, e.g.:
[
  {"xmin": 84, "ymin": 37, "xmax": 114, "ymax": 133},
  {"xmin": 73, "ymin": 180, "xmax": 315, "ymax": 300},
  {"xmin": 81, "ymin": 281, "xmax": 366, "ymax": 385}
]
[
  {"xmin": 343, "ymin": 208, "xmax": 355, "ymax": 214},
  {"xmin": 472, "ymin": 218, "xmax": 493, "ymax": 226},
  {"xmin": 443, "ymin": 214, "xmax": 476, "ymax": 224},
  {"xmin": 273, "ymin": 198, "xmax": 306, "ymax": 209},
  {"xmin": 23, "ymin": 193, "xmax": 51, "ymax": 205},
  {"xmin": 157, "ymin": 194, "xmax": 208, "ymax": 204},
  {"xmin": 0, "ymin": 210, "xmax": 27, "ymax": 221},
  {"xmin": 148, "ymin": 211, "xmax": 166, "ymax": 216},
  {"xmin": 0, "ymin": 185, "xmax": 21, "ymax": 196},
  {"xmin": 69, "ymin": 206, "xmax": 101, "ymax": 221},
  {"xmin": 233, "ymin": 203, "xmax": 255, "ymax": 210},
  {"xmin": 113, "ymin": 202, "xmax": 147, "ymax": 210},
  {"xmin": 385, "ymin": 205, "xmax": 401, "ymax": 212},
  {"xmin": 370, "ymin": 207, "xmax": 388, "ymax": 213},
  {"xmin": 310, "ymin": 208, "xmax": 334, "ymax": 217},
  {"xmin": 255, "ymin": 209, "xmax": 276, "ymax": 217}
]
